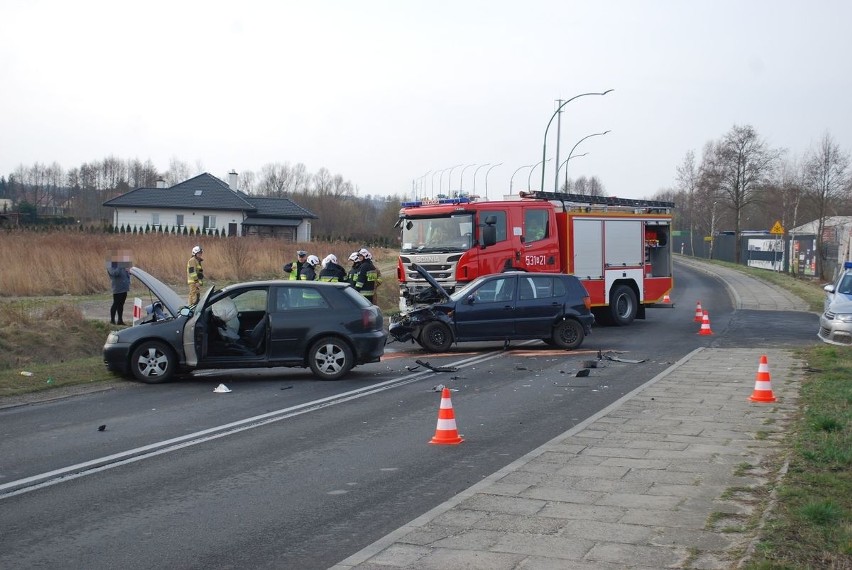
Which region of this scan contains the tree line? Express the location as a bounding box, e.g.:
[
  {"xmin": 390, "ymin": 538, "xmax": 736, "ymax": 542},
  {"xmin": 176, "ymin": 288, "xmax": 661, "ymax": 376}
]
[
  {"xmin": 0, "ymin": 157, "xmax": 406, "ymax": 246},
  {"xmin": 2, "ymin": 124, "xmax": 850, "ymax": 278},
  {"xmin": 651, "ymin": 125, "xmax": 851, "ymax": 279}
]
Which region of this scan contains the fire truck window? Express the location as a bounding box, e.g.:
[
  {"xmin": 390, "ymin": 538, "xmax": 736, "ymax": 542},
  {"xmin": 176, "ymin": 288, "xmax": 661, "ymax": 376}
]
[
  {"xmin": 525, "ymin": 210, "xmax": 548, "ymax": 242},
  {"xmin": 480, "ymin": 210, "xmax": 507, "ymax": 242}
]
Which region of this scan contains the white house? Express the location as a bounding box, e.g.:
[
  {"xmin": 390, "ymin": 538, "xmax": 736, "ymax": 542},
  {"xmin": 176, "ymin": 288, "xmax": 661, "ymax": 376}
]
[{"xmin": 102, "ymin": 172, "xmax": 317, "ymax": 240}]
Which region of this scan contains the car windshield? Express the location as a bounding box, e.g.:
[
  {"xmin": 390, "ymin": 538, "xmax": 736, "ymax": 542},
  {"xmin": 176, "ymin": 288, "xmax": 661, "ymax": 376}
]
[
  {"xmin": 400, "ymin": 214, "xmax": 474, "ymax": 253},
  {"xmin": 449, "ymin": 274, "xmax": 493, "ymax": 302}
]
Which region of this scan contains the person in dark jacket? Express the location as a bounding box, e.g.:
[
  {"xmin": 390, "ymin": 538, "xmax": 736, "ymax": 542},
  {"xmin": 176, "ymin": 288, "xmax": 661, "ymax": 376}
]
[
  {"xmin": 300, "ymin": 254, "xmax": 320, "ymax": 281},
  {"xmin": 283, "ymin": 250, "xmax": 308, "ymax": 280},
  {"xmin": 354, "ymin": 248, "xmax": 379, "ymax": 302},
  {"xmin": 106, "ymin": 249, "xmax": 132, "ymax": 325},
  {"xmin": 346, "ymin": 251, "xmax": 361, "ymax": 286},
  {"xmin": 319, "ymin": 254, "xmax": 347, "ymax": 282}
]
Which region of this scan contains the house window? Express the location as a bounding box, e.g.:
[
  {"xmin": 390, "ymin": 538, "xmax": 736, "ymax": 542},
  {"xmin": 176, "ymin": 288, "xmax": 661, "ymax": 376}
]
[
  {"xmin": 203, "ymin": 215, "xmax": 216, "ymax": 232},
  {"xmin": 151, "ymin": 213, "xmax": 159, "ymax": 227},
  {"xmin": 176, "ymin": 214, "xmax": 184, "ymax": 228}
]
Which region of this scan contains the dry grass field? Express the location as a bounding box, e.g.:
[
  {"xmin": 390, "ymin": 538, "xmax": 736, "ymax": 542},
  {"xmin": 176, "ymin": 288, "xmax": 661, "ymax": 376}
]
[{"xmin": 0, "ymin": 230, "xmax": 400, "ymax": 309}]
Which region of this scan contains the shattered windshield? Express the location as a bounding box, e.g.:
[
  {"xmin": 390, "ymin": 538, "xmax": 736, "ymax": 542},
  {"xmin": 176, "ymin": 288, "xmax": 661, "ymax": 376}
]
[{"xmin": 400, "ymin": 214, "xmax": 474, "ymax": 253}]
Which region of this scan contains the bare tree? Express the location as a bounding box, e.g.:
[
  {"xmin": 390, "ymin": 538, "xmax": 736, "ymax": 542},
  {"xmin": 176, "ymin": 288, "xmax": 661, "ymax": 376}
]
[
  {"xmin": 804, "ymin": 131, "xmax": 851, "ymax": 279},
  {"xmin": 675, "ymin": 151, "xmax": 698, "ymax": 255},
  {"xmin": 165, "ymin": 157, "xmax": 191, "ymax": 186},
  {"xmin": 708, "ymin": 125, "xmax": 781, "ymax": 263}
]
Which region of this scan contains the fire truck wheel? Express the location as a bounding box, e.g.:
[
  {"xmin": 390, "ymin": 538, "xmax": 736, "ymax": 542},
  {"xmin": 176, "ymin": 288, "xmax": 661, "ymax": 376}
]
[
  {"xmin": 551, "ymin": 319, "xmax": 585, "ymax": 349},
  {"xmin": 609, "ymin": 284, "xmax": 637, "ymax": 326},
  {"xmin": 419, "ymin": 322, "xmax": 453, "ymax": 352}
]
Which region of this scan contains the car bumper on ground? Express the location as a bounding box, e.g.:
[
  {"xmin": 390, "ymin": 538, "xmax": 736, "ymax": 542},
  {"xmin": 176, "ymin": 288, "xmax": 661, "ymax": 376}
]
[{"xmin": 818, "ymin": 313, "xmax": 852, "ymax": 345}]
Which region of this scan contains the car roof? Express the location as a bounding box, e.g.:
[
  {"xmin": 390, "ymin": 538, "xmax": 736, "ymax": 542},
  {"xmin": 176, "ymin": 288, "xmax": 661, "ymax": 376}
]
[{"xmin": 221, "ymin": 280, "xmax": 350, "ymax": 291}]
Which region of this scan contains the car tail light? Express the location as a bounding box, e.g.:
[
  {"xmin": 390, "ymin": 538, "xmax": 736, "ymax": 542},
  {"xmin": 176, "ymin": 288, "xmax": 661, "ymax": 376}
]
[
  {"xmin": 362, "ymin": 308, "xmax": 378, "ymax": 330},
  {"xmin": 583, "ymin": 295, "xmax": 591, "ymax": 310}
]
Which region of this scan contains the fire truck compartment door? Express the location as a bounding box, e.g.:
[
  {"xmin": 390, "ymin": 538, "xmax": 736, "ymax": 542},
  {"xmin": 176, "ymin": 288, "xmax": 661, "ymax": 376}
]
[
  {"xmin": 604, "ymin": 220, "xmax": 643, "ymax": 267},
  {"xmin": 572, "ymin": 219, "xmax": 603, "ymax": 279}
]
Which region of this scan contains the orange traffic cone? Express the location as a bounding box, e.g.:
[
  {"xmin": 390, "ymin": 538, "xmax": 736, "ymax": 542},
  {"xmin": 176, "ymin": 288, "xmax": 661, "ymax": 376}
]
[
  {"xmin": 694, "ymin": 300, "xmax": 704, "ymax": 322},
  {"xmin": 698, "ymin": 310, "xmax": 713, "ymax": 335},
  {"xmin": 749, "ymin": 355, "xmax": 777, "ymax": 402},
  {"xmin": 429, "ymin": 388, "xmax": 463, "ymax": 445},
  {"xmin": 662, "ymin": 293, "xmax": 672, "ymax": 304}
]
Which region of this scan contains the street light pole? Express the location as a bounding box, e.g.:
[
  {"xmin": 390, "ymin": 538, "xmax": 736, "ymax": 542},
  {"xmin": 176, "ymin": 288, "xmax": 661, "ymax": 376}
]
[
  {"xmin": 447, "ymin": 164, "xmax": 463, "ymax": 196},
  {"xmin": 561, "ymin": 129, "xmax": 611, "ymax": 191},
  {"xmin": 510, "ymin": 163, "xmax": 535, "ymax": 196},
  {"xmin": 431, "ymin": 169, "xmax": 442, "ymax": 199},
  {"xmin": 484, "ymin": 163, "xmax": 503, "ymax": 200},
  {"xmin": 541, "ymin": 89, "xmax": 613, "ymax": 192},
  {"xmin": 472, "ymin": 163, "xmax": 490, "ymax": 196},
  {"xmin": 419, "ymin": 170, "xmax": 431, "ymax": 200},
  {"xmin": 458, "ymin": 164, "xmax": 477, "ymax": 195},
  {"xmin": 558, "ymin": 152, "xmax": 588, "ymax": 191},
  {"xmin": 528, "ymin": 158, "xmax": 552, "ymax": 191}
]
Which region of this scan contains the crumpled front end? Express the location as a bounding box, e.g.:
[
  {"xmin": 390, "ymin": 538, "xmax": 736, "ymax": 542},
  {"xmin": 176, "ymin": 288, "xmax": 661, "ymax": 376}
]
[{"xmin": 389, "ymin": 308, "xmax": 445, "ymax": 343}]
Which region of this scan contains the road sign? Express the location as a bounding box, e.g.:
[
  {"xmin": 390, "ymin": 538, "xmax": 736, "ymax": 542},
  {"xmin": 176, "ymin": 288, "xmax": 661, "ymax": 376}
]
[{"xmin": 770, "ymin": 221, "xmax": 785, "ymax": 235}]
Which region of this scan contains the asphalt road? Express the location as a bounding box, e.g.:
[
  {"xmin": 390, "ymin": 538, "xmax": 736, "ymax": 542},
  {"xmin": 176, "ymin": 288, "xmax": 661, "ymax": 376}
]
[{"xmin": 0, "ymin": 263, "xmax": 818, "ymax": 569}]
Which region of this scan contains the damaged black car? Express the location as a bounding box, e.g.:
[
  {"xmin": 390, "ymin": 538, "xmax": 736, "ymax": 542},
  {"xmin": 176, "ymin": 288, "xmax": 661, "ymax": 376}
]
[{"xmin": 389, "ymin": 265, "xmax": 594, "ymax": 352}]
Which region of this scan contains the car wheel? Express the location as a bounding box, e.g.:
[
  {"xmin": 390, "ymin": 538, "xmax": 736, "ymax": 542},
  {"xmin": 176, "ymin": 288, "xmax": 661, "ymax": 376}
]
[
  {"xmin": 130, "ymin": 341, "xmax": 176, "ymax": 383},
  {"xmin": 308, "ymin": 337, "xmax": 353, "ymax": 381},
  {"xmin": 551, "ymin": 319, "xmax": 585, "ymax": 349},
  {"xmin": 419, "ymin": 322, "xmax": 453, "ymax": 352},
  {"xmin": 609, "ymin": 284, "xmax": 638, "ymax": 326}
]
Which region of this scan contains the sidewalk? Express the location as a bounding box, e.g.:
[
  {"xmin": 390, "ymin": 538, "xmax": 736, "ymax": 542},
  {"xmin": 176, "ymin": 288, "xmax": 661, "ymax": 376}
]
[{"xmin": 332, "ymin": 258, "xmax": 809, "ymax": 570}]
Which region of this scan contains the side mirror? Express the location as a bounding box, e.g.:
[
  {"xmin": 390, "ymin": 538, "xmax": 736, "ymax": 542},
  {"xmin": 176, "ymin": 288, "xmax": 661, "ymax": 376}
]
[
  {"xmin": 179, "ymin": 307, "xmax": 193, "ymax": 317},
  {"xmin": 824, "ymin": 284, "xmax": 835, "ymax": 293},
  {"xmin": 466, "ymin": 295, "xmax": 476, "ymax": 305}
]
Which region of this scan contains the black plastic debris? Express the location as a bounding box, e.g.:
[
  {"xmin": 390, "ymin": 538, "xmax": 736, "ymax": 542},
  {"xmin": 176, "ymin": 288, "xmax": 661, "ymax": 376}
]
[
  {"xmin": 97, "ymin": 425, "xmax": 106, "ymax": 432},
  {"xmin": 575, "ymin": 369, "xmax": 590, "ymax": 377},
  {"xmin": 415, "ymin": 359, "xmax": 459, "ymax": 373}
]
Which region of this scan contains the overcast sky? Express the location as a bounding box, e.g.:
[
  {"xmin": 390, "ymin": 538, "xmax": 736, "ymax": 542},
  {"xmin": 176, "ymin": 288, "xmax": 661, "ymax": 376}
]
[{"xmin": 2, "ymin": 0, "xmax": 850, "ymax": 200}]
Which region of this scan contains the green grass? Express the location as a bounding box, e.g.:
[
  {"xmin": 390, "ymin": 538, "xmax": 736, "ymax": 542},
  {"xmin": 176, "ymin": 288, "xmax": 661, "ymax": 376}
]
[{"xmin": 744, "ymin": 344, "xmax": 852, "ymax": 569}]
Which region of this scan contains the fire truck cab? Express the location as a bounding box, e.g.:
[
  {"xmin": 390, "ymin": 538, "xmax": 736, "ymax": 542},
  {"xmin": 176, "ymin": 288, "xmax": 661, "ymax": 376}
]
[{"xmin": 396, "ymin": 191, "xmax": 674, "ymax": 326}]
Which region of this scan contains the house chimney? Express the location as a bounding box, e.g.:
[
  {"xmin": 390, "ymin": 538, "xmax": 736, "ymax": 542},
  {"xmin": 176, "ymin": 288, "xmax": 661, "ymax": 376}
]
[
  {"xmin": 156, "ymin": 179, "xmax": 166, "ymax": 189},
  {"xmin": 229, "ymin": 171, "xmax": 238, "ymax": 190}
]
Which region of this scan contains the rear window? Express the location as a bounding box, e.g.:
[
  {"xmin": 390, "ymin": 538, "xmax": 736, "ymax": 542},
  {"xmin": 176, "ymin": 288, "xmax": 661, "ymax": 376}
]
[
  {"xmin": 341, "ymin": 285, "xmax": 373, "ymax": 308},
  {"xmin": 560, "ymin": 276, "xmax": 589, "ymax": 298}
]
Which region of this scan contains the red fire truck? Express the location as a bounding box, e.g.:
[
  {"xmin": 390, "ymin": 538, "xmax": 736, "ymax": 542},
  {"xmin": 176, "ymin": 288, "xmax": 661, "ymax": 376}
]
[{"xmin": 396, "ymin": 190, "xmax": 674, "ymax": 325}]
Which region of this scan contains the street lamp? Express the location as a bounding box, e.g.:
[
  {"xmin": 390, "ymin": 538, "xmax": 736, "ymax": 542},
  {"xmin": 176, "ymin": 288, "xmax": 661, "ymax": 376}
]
[
  {"xmin": 540, "ymin": 89, "xmax": 613, "ymax": 192},
  {"xmin": 561, "ymin": 129, "xmax": 610, "ymax": 191},
  {"xmin": 484, "ymin": 163, "xmax": 503, "ymax": 200},
  {"xmin": 510, "ymin": 163, "xmax": 535, "ymax": 195},
  {"xmin": 446, "ymin": 164, "xmax": 463, "ymax": 196},
  {"xmin": 418, "ymin": 170, "xmax": 431, "ymax": 200},
  {"xmin": 431, "ymin": 169, "xmax": 442, "ymax": 198},
  {"xmin": 472, "ymin": 163, "xmax": 490, "ymax": 196},
  {"xmin": 528, "ymin": 158, "xmax": 552, "ymax": 191},
  {"xmin": 458, "ymin": 163, "xmax": 477, "ymax": 195},
  {"xmin": 558, "ymin": 153, "xmax": 588, "ymax": 192}
]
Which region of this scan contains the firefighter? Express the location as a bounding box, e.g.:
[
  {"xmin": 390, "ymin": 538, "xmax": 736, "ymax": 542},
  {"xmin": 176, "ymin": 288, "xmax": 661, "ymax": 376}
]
[
  {"xmin": 187, "ymin": 245, "xmax": 204, "ymax": 306},
  {"xmin": 354, "ymin": 248, "xmax": 380, "ymax": 303},
  {"xmin": 319, "ymin": 254, "xmax": 347, "ymax": 282},
  {"xmin": 346, "ymin": 251, "xmax": 361, "ymax": 285},
  {"xmin": 300, "ymin": 254, "xmax": 320, "ymax": 281},
  {"xmin": 283, "ymin": 250, "xmax": 308, "ymax": 280}
]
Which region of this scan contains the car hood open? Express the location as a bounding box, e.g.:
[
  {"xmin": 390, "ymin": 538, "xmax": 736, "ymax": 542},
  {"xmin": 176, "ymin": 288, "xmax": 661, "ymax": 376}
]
[
  {"xmin": 411, "ymin": 263, "xmax": 451, "ymax": 302},
  {"xmin": 129, "ymin": 267, "xmax": 190, "ymax": 317}
]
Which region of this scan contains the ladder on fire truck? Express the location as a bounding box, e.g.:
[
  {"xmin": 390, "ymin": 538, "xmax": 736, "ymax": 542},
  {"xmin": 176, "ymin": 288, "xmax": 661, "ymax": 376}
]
[{"xmin": 519, "ymin": 190, "xmax": 674, "ymax": 213}]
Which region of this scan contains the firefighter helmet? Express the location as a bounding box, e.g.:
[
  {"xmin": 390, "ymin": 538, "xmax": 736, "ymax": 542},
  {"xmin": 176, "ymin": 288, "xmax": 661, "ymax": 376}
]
[
  {"xmin": 191, "ymin": 245, "xmax": 202, "ymax": 255},
  {"xmin": 306, "ymin": 254, "xmax": 320, "ymax": 267}
]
